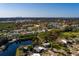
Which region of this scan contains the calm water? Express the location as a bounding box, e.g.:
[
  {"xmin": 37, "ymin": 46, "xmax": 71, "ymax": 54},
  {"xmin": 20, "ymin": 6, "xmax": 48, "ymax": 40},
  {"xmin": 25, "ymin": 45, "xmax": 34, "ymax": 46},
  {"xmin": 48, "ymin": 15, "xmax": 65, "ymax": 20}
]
[{"xmin": 0, "ymin": 40, "xmax": 32, "ymax": 56}]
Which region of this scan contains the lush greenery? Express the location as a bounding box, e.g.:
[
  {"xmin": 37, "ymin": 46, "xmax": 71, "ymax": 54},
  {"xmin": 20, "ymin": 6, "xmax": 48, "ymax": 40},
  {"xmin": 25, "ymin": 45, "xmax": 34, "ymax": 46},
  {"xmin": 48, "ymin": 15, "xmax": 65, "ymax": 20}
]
[
  {"xmin": 17, "ymin": 34, "xmax": 35, "ymax": 40},
  {"xmin": 0, "ymin": 23, "xmax": 16, "ymax": 30}
]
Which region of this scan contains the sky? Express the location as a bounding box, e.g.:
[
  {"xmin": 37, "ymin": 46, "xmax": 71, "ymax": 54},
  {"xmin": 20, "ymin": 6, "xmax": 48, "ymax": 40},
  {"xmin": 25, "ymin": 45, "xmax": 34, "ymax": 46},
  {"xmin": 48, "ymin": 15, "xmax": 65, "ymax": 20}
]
[{"xmin": 0, "ymin": 3, "xmax": 79, "ymax": 17}]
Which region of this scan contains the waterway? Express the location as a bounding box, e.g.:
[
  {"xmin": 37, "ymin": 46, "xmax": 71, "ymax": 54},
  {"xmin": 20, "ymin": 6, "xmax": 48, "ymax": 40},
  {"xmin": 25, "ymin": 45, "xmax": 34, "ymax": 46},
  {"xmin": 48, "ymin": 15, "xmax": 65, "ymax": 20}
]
[{"xmin": 0, "ymin": 40, "xmax": 32, "ymax": 56}]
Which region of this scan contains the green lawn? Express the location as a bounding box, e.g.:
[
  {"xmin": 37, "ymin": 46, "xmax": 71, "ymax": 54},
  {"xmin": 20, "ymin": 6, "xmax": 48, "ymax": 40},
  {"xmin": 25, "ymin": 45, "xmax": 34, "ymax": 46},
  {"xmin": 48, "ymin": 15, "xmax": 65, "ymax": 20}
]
[
  {"xmin": 0, "ymin": 23, "xmax": 16, "ymax": 30},
  {"xmin": 60, "ymin": 32, "xmax": 79, "ymax": 38}
]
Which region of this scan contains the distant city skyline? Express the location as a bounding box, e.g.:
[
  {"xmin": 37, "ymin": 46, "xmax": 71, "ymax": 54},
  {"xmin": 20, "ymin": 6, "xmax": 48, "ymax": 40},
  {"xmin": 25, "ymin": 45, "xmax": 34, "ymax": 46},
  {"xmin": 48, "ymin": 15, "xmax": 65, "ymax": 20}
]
[{"xmin": 0, "ymin": 3, "xmax": 79, "ymax": 17}]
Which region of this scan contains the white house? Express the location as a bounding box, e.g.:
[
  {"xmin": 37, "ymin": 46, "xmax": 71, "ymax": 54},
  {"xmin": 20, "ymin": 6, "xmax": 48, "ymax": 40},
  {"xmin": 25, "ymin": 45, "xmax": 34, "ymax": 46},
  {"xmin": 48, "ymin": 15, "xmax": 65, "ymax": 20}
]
[
  {"xmin": 61, "ymin": 39, "xmax": 67, "ymax": 44},
  {"xmin": 31, "ymin": 53, "xmax": 40, "ymax": 56},
  {"xmin": 34, "ymin": 46, "xmax": 46, "ymax": 52},
  {"xmin": 42, "ymin": 43, "xmax": 50, "ymax": 47}
]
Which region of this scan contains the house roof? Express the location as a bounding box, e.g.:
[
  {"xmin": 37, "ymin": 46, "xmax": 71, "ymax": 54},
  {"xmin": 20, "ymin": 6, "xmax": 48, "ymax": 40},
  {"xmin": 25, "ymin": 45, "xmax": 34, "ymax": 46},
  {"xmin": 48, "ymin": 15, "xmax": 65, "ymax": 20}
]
[
  {"xmin": 31, "ymin": 53, "xmax": 40, "ymax": 56},
  {"xmin": 61, "ymin": 39, "xmax": 67, "ymax": 44},
  {"xmin": 43, "ymin": 43, "xmax": 50, "ymax": 46},
  {"xmin": 34, "ymin": 46, "xmax": 46, "ymax": 52}
]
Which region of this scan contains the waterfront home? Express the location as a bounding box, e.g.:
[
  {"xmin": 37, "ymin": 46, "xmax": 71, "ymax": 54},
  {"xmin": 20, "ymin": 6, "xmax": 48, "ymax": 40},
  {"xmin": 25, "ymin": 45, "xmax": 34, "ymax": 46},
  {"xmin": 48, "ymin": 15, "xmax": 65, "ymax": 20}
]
[
  {"xmin": 23, "ymin": 46, "xmax": 28, "ymax": 50},
  {"xmin": 9, "ymin": 39, "xmax": 16, "ymax": 43},
  {"xmin": 22, "ymin": 46, "xmax": 29, "ymax": 53}
]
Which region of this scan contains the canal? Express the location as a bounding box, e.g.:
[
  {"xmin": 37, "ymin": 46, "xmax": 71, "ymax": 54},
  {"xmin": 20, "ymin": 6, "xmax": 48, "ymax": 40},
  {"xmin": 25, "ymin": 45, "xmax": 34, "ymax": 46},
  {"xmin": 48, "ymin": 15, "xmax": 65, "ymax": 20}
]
[{"xmin": 0, "ymin": 40, "xmax": 32, "ymax": 56}]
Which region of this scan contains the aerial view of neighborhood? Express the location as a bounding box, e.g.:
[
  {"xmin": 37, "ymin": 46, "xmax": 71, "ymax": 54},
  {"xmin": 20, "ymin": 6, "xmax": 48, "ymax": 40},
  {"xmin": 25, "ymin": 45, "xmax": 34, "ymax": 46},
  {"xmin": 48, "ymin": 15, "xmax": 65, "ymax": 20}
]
[{"xmin": 0, "ymin": 3, "xmax": 79, "ymax": 56}]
